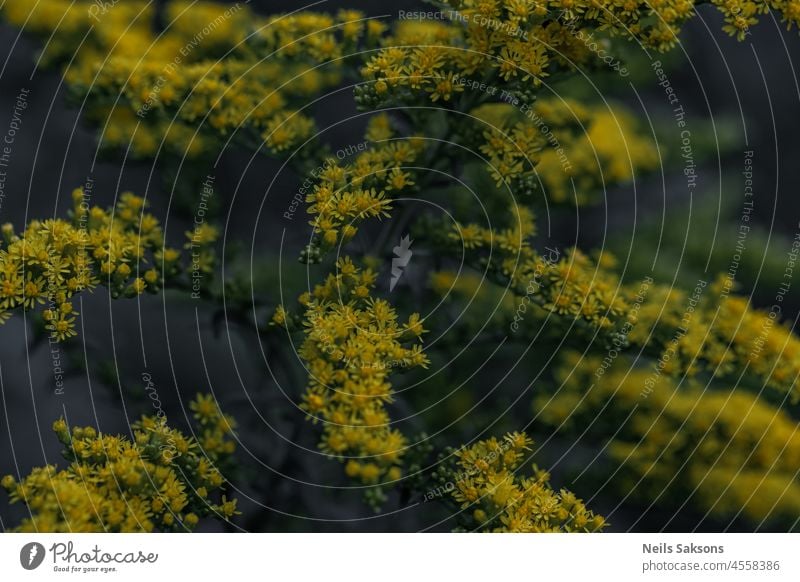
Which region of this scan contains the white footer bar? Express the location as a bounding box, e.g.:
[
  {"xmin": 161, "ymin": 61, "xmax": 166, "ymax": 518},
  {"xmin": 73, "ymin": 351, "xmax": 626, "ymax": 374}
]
[{"xmin": 1, "ymin": 533, "xmax": 798, "ymax": 581}]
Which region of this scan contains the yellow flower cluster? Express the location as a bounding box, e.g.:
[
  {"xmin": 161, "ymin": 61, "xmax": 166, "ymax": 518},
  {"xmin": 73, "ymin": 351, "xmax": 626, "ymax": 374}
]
[
  {"xmin": 73, "ymin": 57, "xmax": 330, "ymax": 156},
  {"xmin": 435, "ymin": 0, "xmax": 795, "ymax": 50},
  {"xmin": 471, "ymin": 99, "xmax": 658, "ymax": 204},
  {"xmin": 449, "ymin": 207, "xmax": 628, "ymax": 331},
  {"xmin": 358, "ymin": 18, "xmax": 567, "ymax": 108},
  {"xmin": 357, "ymin": 0, "xmax": 798, "ymax": 115},
  {"xmin": 538, "ymin": 355, "xmax": 800, "ymax": 526},
  {"xmin": 6, "ymin": 1, "xmax": 797, "ymax": 160},
  {"xmin": 441, "ymin": 209, "xmax": 800, "ymax": 398},
  {"xmin": 274, "ymin": 257, "xmax": 428, "ymax": 484},
  {"xmin": 627, "ymin": 276, "xmax": 800, "ymax": 399},
  {"xmin": 253, "ymin": 9, "xmax": 385, "ymax": 58},
  {"xmin": 442, "ymin": 432, "xmax": 606, "ymax": 532},
  {"xmin": 7, "ymin": 0, "xmax": 800, "ymax": 531},
  {"xmin": 1, "ymin": 190, "xmax": 150, "ymax": 339},
  {"xmin": 89, "ymin": 107, "xmax": 211, "ymax": 159},
  {"xmin": 1, "ymin": 1, "xmax": 249, "ymax": 80},
  {"xmin": 1, "ymin": 2, "xmax": 378, "ymax": 157},
  {"xmin": 1, "ymin": 394, "xmax": 238, "ymax": 532},
  {"xmin": 304, "ymin": 115, "xmax": 426, "ymax": 256},
  {"xmin": 0, "ymin": 189, "xmax": 212, "ymax": 340}
]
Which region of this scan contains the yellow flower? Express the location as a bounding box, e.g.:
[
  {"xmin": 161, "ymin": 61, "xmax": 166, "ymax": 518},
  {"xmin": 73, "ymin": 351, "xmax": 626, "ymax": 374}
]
[
  {"xmin": 539, "ymin": 354, "xmax": 800, "ymax": 525},
  {"xmin": 0, "ymin": 188, "xmax": 216, "ymax": 340},
  {"xmin": 445, "ymin": 431, "xmax": 606, "ymax": 532},
  {"xmin": 2, "ymin": 394, "xmax": 236, "ymax": 532},
  {"xmin": 296, "ymin": 258, "xmax": 428, "ymax": 484}
]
